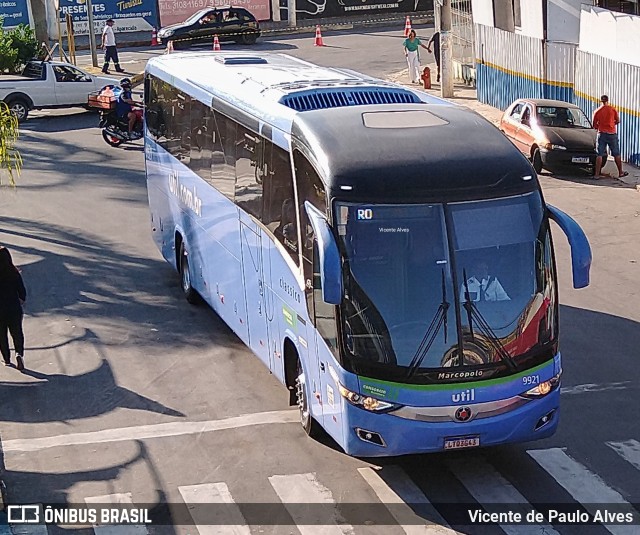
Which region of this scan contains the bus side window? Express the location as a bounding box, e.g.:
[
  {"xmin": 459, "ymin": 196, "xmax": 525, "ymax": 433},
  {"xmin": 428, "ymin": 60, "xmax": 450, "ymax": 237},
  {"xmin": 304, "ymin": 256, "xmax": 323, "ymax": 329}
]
[
  {"xmin": 211, "ymin": 111, "xmax": 236, "ymax": 201},
  {"xmin": 263, "ymin": 143, "xmax": 298, "ymax": 264},
  {"xmin": 189, "ymin": 99, "xmax": 213, "ymax": 182},
  {"xmin": 234, "ymin": 125, "xmax": 263, "ymax": 219}
]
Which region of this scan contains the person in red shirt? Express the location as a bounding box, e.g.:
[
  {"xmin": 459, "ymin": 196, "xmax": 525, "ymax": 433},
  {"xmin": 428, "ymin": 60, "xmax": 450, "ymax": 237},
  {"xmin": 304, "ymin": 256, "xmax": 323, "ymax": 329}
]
[{"xmin": 592, "ymin": 95, "xmax": 628, "ymax": 179}]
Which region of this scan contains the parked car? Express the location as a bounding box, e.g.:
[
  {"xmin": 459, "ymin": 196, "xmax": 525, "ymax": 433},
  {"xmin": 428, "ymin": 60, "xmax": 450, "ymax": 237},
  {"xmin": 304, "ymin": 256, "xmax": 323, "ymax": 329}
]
[
  {"xmin": 158, "ymin": 7, "xmax": 261, "ymax": 48},
  {"xmin": 0, "ymin": 60, "xmax": 114, "ymax": 122},
  {"xmin": 499, "ymin": 98, "xmax": 598, "ymax": 174}
]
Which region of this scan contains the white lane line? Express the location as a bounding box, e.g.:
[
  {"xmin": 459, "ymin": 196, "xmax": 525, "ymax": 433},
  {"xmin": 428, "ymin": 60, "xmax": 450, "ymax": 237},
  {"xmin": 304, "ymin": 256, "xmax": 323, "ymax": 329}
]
[
  {"xmin": 178, "ymin": 483, "xmax": 250, "ymax": 535},
  {"xmin": 2, "ymin": 410, "xmax": 299, "ymax": 453},
  {"xmin": 357, "ymin": 466, "xmax": 461, "ymax": 535},
  {"xmin": 84, "ymin": 493, "xmax": 148, "ymax": 535},
  {"xmin": 528, "ymin": 448, "xmax": 637, "ymax": 535},
  {"xmin": 268, "ymin": 473, "xmax": 354, "ymax": 535},
  {"xmin": 447, "ymin": 458, "xmax": 559, "ymax": 535},
  {"xmin": 607, "ymin": 440, "xmax": 640, "ymax": 471},
  {"xmin": 560, "ymin": 382, "xmax": 632, "ymax": 395}
]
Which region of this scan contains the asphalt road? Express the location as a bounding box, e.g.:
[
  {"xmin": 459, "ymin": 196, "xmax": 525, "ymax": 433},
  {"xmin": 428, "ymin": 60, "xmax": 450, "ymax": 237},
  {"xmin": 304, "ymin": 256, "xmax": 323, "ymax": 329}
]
[{"xmin": 1, "ymin": 27, "xmax": 640, "ymax": 535}]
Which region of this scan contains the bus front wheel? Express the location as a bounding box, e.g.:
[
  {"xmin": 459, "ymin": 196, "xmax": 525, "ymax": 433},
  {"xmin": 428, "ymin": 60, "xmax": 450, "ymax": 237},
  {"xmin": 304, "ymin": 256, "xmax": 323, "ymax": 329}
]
[
  {"xmin": 179, "ymin": 242, "xmax": 199, "ymax": 304},
  {"xmin": 296, "ymin": 361, "xmax": 321, "ymax": 437}
]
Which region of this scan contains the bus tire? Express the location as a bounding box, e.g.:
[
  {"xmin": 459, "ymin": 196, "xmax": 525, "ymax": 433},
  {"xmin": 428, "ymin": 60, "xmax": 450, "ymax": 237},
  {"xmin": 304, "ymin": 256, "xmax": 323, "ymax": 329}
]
[
  {"xmin": 179, "ymin": 242, "xmax": 199, "ymax": 304},
  {"xmin": 296, "ymin": 360, "xmax": 321, "ymax": 437}
]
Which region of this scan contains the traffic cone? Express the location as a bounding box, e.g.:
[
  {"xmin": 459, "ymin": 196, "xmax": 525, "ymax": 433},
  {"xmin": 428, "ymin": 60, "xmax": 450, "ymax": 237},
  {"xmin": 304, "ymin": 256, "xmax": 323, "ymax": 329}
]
[
  {"xmin": 165, "ymin": 40, "xmax": 173, "ymax": 54},
  {"xmin": 403, "ymin": 16, "xmax": 412, "ymax": 37},
  {"xmin": 213, "ymin": 35, "xmax": 221, "ymax": 51},
  {"xmin": 314, "ymin": 25, "xmax": 324, "ymax": 47},
  {"xmin": 151, "ymin": 27, "xmax": 160, "ymax": 46}
]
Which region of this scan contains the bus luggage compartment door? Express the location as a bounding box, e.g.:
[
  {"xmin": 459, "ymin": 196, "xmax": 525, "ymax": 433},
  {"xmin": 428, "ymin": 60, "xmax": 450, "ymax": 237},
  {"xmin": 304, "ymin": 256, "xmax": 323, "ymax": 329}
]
[{"xmin": 239, "ymin": 214, "xmax": 271, "ymax": 369}]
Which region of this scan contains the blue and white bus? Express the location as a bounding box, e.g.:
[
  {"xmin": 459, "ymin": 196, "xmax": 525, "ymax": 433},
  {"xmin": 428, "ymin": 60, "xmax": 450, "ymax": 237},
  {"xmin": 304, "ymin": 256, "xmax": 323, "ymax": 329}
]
[{"xmin": 144, "ymin": 52, "xmax": 591, "ymax": 456}]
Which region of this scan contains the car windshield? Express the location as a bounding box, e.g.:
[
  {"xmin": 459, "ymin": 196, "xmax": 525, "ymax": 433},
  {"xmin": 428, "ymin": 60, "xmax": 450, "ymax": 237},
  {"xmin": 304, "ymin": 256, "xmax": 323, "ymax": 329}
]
[
  {"xmin": 536, "ymin": 106, "xmax": 592, "ymax": 128},
  {"xmin": 335, "ymin": 192, "xmax": 556, "ymax": 379}
]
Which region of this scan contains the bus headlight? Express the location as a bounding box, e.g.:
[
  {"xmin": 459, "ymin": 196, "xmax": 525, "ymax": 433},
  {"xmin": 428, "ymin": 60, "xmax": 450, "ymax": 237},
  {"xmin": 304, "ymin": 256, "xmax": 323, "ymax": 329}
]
[
  {"xmin": 338, "ymin": 385, "xmax": 401, "ymax": 412},
  {"xmin": 522, "ymin": 371, "xmax": 562, "ymax": 398}
]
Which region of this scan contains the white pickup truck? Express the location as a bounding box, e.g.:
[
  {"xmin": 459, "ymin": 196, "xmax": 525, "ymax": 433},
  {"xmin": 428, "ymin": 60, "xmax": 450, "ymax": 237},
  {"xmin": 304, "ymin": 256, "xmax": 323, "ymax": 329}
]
[{"xmin": 0, "ymin": 60, "xmax": 115, "ymax": 122}]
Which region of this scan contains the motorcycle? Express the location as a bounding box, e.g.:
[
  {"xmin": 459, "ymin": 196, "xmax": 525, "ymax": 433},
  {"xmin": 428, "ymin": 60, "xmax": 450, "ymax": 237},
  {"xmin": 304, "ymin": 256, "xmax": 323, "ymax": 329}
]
[{"xmin": 99, "ymin": 108, "xmax": 144, "ymax": 147}]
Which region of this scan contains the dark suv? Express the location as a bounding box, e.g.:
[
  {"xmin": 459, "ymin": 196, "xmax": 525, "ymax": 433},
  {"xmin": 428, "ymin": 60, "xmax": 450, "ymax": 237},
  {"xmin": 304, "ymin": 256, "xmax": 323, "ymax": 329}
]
[{"xmin": 158, "ymin": 7, "xmax": 260, "ymax": 48}]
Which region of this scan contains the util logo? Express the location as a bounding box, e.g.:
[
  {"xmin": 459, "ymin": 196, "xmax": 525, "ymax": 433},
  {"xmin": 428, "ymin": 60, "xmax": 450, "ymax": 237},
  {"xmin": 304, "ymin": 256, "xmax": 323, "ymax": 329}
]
[
  {"xmin": 357, "ymin": 208, "xmax": 373, "ymax": 220},
  {"xmin": 452, "ymin": 389, "xmax": 475, "ymax": 403}
]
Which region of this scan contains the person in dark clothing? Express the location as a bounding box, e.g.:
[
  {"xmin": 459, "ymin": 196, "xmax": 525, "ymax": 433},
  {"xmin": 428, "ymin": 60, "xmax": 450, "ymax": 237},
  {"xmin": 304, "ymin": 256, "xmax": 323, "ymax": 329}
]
[
  {"xmin": 427, "ymin": 31, "xmax": 441, "ymax": 82},
  {"xmin": 0, "ymin": 246, "xmax": 26, "ymax": 370}
]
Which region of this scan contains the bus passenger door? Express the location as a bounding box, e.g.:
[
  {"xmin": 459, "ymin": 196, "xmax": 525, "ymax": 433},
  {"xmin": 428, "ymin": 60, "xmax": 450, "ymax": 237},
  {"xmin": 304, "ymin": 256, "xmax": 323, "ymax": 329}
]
[{"xmin": 239, "ymin": 217, "xmax": 271, "ymax": 368}]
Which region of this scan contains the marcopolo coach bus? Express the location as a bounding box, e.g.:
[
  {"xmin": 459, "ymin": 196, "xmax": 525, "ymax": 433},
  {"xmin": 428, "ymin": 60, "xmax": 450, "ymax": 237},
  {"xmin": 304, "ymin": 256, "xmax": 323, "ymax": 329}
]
[{"xmin": 143, "ymin": 52, "xmax": 591, "ymax": 456}]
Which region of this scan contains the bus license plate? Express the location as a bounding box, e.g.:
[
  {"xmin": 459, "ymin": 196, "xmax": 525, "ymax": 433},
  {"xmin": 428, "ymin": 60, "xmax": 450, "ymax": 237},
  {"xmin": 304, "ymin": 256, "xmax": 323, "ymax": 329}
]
[
  {"xmin": 572, "ymin": 157, "xmax": 590, "ymax": 163},
  {"xmin": 444, "ymin": 436, "xmax": 480, "ymax": 450}
]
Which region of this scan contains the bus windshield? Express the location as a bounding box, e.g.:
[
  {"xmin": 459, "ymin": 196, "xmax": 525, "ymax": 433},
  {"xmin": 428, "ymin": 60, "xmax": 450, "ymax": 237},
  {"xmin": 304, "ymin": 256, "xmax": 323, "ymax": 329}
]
[{"xmin": 335, "ymin": 192, "xmax": 555, "ymax": 380}]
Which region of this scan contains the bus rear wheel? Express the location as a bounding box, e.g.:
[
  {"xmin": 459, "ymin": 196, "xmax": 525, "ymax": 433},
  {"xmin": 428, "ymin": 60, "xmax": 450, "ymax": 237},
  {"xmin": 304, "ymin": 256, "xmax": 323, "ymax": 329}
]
[
  {"xmin": 179, "ymin": 242, "xmax": 199, "ymax": 304},
  {"xmin": 296, "ymin": 360, "xmax": 321, "ymax": 437}
]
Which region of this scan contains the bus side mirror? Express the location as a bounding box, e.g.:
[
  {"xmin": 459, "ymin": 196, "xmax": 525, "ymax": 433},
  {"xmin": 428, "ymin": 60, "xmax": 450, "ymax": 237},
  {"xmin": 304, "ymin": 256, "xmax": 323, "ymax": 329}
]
[
  {"xmin": 304, "ymin": 201, "xmax": 343, "ymax": 305},
  {"xmin": 547, "ymin": 205, "xmax": 591, "ymax": 289}
]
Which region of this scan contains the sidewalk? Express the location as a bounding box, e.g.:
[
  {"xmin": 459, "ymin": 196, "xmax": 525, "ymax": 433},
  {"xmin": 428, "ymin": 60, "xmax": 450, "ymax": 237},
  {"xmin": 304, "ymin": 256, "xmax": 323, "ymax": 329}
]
[{"xmin": 389, "ymin": 64, "xmax": 640, "ymax": 189}]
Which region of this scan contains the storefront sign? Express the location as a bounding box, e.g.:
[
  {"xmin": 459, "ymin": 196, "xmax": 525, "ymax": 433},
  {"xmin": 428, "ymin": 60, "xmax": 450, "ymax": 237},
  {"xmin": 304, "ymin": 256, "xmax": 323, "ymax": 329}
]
[
  {"xmin": 0, "ymin": 0, "xmax": 32, "ymax": 28},
  {"xmin": 56, "ymin": 0, "xmax": 159, "ymax": 36}
]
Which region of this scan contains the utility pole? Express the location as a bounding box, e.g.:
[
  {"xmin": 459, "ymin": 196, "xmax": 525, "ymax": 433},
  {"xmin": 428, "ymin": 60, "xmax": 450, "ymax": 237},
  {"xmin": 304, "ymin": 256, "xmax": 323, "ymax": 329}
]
[
  {"xmin": 288, "ymin": 0, "xmax": 297, "ymax": 28},
  {"xmin": 440, "ymin": 0, "xmax": 454, "ymax": 98},
  {"xmin": 85, "ymin": 0, "xmax": 98, "ymax": 67}
]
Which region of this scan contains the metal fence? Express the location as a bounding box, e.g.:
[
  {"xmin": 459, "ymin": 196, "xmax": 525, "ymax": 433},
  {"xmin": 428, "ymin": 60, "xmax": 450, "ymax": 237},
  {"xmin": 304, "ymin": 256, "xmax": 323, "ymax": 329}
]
[
  {"xmin": 451, "ymin": 0, "xmax": 475, "ymax": 85},
  {"xmin": 575, "ymin": 49, "xmax": 640, "ymax": 165}
]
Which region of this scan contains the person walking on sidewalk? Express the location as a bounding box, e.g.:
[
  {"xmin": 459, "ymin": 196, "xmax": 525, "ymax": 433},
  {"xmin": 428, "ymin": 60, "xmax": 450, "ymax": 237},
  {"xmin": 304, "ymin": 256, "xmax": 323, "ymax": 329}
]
[
  {"xmin": 593, "ymin": 95, "xmax": 629, "ymax": 179},
  {"xmin": 403, "ymin": 30, "xmax": 428, "ymax": 84},
  {"xmin": 426, "ymin": 31, "xmax": 440, "ymax": 82},
  {"xmin": 101, "ymin": 19, "xmax": 125, "ymax": 74},
  {"xmin": 0, "ymin": 247, "xmax": 26, "ymax": 371}
]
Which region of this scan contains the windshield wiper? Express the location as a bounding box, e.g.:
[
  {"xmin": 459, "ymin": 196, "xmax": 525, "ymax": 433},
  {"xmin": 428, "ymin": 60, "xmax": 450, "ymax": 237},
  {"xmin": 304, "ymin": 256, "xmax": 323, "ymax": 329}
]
[
  {"xmin": 462, "ymin": 269, "xmax": 517, "ymax": 371},
  {"xmin": 405, "ymin": 269, "xmax": 450, "ymax": 379}
]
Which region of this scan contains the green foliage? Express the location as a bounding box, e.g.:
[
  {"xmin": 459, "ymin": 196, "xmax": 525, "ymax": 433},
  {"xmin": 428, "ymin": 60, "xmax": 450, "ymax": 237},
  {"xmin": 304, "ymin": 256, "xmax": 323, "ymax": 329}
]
[
  {"xmin": 9, "ymin": 24, "xmax": 38, "ymax": 69},
  {"xmin": 0, "ymin": 101, "xmax": 22, "ymax": 186},
  {"xmin": 0, "ymin": 20, "xmax": 38, "ymax": 74}
]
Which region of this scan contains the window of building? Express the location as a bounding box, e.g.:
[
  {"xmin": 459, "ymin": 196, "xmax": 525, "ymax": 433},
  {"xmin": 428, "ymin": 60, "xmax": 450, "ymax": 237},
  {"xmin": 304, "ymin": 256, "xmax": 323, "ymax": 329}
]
[{"xmin": 598, "ymin": 1, "xmax": 640, "ymax": 15}]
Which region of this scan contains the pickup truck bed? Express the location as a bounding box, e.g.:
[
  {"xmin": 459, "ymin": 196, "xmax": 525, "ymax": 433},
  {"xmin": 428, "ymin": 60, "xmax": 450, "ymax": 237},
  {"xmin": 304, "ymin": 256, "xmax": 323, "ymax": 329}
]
[{"xmin": 0, "ymin": 61, "xmax": 115, "ymax": 121}]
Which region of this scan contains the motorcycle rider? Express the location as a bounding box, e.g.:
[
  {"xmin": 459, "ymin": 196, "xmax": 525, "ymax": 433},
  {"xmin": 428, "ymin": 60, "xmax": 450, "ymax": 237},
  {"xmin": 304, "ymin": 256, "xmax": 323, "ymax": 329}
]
[{"xmin": 115, "ymin": 78, "xmax": 142, "ymax": 139}]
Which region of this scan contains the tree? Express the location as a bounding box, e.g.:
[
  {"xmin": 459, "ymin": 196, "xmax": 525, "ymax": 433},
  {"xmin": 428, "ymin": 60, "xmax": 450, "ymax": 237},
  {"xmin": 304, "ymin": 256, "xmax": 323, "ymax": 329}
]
[{"xmin": 0, "ymin": 102, "xmax": 22, "ymax": 186}]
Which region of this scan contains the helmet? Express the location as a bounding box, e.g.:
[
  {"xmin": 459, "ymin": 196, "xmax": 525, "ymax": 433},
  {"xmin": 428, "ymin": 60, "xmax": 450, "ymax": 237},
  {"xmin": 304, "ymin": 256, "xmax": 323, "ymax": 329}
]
[{"xmin": 120, "ymin": 77, "xmax": 132, "ymax": 88}]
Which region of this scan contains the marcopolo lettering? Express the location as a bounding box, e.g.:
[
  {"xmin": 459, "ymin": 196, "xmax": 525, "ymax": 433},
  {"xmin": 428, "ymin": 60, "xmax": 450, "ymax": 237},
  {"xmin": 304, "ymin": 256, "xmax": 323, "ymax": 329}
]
[{"xmin": 438, "ymin": 370, "xmax": 484, "ymax": 380}]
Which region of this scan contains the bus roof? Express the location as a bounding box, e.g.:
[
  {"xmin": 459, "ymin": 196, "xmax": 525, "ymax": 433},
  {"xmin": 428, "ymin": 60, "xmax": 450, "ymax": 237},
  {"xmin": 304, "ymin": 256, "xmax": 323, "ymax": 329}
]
[
  {"xmin": 291, "ymin": 104, "xmax": 539, "ymax": 203},
  {"xmin": 146, "ymin": 52, "xmax": 450, "ymax": 134}
]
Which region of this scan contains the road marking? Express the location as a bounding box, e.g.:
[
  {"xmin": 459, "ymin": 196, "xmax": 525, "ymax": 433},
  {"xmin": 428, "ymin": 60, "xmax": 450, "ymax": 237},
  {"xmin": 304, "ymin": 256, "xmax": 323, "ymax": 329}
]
[
  {"xmin": 607, "ymin": 439, "xmax": 640, "ymax": 471},
  {"xmin": 178, "ymin": 483, "xmax": 250, "ymax": 535},
  {"xmin": 2, "ymin": 410, "xmax": 298, "ymax": 453},
  {"xmin": 447, "ymin": 458, "xmax": 559, "ymax": 535},
  {"xmin": 84, "ymin": 493, "xmax": 148, "ymax": 535},
  {"xmin": 268, "ymin": 473, "xmax": 354, "ymax": 535},
  {"xmin": 560, "ymin": 381, "xmax": 633, "ymax": 395},
  {"xmin": 357, "ymin": 466, "xmax": 460, "ymax": 534},
  {"xmin": 527, "ymin": 448, "xmax": 637, "ymax": 535}
]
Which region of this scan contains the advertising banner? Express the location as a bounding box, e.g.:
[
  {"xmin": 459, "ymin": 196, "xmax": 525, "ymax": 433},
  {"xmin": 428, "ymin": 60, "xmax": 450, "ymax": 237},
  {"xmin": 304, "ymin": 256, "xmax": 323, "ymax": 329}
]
[
  {"xmin": 158, "ymin": 0, "xmax": 271, "ymax": 27},
  {"xmin": 0, "ymin": 0, "xmax": 33, "ymax": 29},
  {"xmin": 54, "ymin": 0, "xmax": 159, "ymax": 36},
  {"xmin": 297, "ymin": 0, "xmax": 432, "ymax": 19}
]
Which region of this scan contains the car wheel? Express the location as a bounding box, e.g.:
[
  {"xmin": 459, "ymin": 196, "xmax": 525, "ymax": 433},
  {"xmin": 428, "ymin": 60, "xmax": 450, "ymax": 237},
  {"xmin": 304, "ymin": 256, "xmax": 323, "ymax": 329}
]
[
  {"xmin": 240, "ymin": 33, "xmax": 258, "ymax": 45},
  {"xmin": 6, "ymin": 98, "xmax": 29, "ymax": 122},
  {"xmin": 532, "ymin": 148, "xmax": 543, "ymax": 174},
  {"xmin": 179, "ymin": 242, "xmax": 199, "ymax": 304}
]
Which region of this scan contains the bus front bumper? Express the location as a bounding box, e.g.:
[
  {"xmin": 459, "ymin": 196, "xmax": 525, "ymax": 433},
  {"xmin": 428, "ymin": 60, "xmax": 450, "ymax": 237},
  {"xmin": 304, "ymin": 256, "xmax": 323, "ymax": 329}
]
[{"xmin": 341, "ymin": 389, "xmax": 559, "ymax": 457}]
